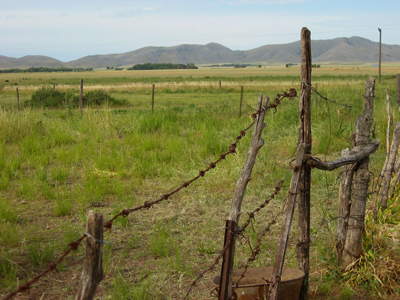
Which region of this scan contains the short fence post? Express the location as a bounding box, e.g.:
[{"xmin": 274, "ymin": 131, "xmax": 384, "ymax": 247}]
[
  {"xmin": 152, "ymin": 84, "xmax": 155, "ymax": 112},
  {"xmin": 79, "ymin": 79, "xmax": 83, "ymax": 114},
  {"xmin": 219, "ymin": 80, "xmax": 222, "ymax": 88},
  {"xmin": 16, "ymin": 87, "xmax": 20, "ymax": 110},
  {"xmin": 239, "ymin": 86, "xmax": 244, "ymax": 117},
  {"xmin": 75, "ymin": 210, "xmax": 104, "ymax": 300}
]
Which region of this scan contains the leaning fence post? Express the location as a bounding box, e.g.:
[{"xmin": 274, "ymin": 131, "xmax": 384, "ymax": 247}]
[
  {"xmin": 75, "ymin": 210, "xmax": 104, "ymax": 300},
  {"xmin": 219, "ymin": 93, "xmax": 269, "ymax": 300}
]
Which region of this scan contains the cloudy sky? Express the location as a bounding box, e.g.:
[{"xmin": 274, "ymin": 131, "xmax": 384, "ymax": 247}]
[{"xmin": 1, "ymin": 0, "xmax": 399, "ymax": 62}]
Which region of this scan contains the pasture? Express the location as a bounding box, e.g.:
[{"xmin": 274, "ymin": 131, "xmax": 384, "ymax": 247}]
[{"xmin": 0, "ymin": 66, "xmax": 400, "ymax": 299}]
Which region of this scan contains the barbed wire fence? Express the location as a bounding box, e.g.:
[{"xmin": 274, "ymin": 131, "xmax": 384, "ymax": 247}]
[{"xmin": 2, "ymin": 82, "xmax": 376, "ymax": 300}]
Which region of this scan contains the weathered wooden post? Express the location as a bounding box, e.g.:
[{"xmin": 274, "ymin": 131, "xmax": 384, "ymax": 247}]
[
  {"xmin": 16, "ymin": 87, "xmax": 20, "ymax": 110},
  {"xmin": 297, "ymin": 27, "xmax": 312, "ymax": 300},
  {"xmin": 239, "ymin": 86, "xmax": 244, "ymax": 117},
  {"xmin": 79, "ymin": 79, "xmax": 83, "ymax": 114},
  {"xmin": 152, "ymin": 84, "xmax": 155, "ymax": 112},
  {"xmin": 268, "ymin": 27, "xmax": 312, "ymax": 300},
  {"xmin": 219, "ymin": 80, "xmax": 222, "ymax": 88},
  {"xmin": 341, "ymin": 77, "xmax": 375, "ymax": 268},
  {"xmin": 75, "ymin": 210, "xmax": 104, "ymax": 300},
  {"xmin": 397, "ymin": 74, "xmax": 400, "ymax": 109},
  {"xmin": 219, "ymin": 94, "xmax": 269, "ymax": 300}
]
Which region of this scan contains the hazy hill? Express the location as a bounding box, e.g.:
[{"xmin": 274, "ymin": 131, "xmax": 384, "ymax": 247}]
[
  {"xmin": 1, "ymin": 37, "xmax": 400, "ymax": 69},
  {"xmin": 0, "ymin": 55, "xmax": 64, "ymax": 69}
]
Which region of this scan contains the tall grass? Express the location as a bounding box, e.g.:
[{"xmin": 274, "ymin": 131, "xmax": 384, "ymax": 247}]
[{"xmin": 0, "ymin": 73, "xmax": 398, "ymax": 299}]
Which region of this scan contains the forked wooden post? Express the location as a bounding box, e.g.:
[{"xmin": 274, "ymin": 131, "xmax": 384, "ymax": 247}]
[
  {"xmin": 75, "ymin": 210, "xmax": 104, "ymax": 300},
  {"xmin": 219, "ymin": 93, "xmax": 269, "ymax": 300}
]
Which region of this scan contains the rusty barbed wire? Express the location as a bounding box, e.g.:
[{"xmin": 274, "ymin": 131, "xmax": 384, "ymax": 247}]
[
  {"xmin": 234, "ymin": 209, "xmax": 284, "ymax": 288},
  {"xmin": 238, "ymin": 180, "xmax": 285, "ymax": 233},
  {"xmin": 3, "ymin": 234, "xmax": 87, "ymax": 300},
  {"xmin": 303, "ymin": 82, "xmax": 353, "ymax": 108},
  {"xmin": 104, "ymin": 89, "xmax": 297, "ymax": 231},
  {"xmin": 183, "ymin": 237, "xmax": 233, "ymax": 300}
]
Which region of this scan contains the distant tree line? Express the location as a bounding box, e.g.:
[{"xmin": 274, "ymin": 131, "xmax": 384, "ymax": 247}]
[
  {"xmin": 127, "ymin": 63, "xmax": 198, "ymax": 70},
  {"xmin": 0, "ymin": 67, "xmax": 93, "ymax": 73}
]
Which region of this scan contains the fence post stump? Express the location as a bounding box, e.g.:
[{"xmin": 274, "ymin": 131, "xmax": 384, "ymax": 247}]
[{"xmin": 75, "ymin": 210, "xmax": 104, "ymax": 300}]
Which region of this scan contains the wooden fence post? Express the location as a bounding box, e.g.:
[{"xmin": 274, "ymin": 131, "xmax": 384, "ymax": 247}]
[
  {"xmin": 79, "ymin": 79, "xmax": 83, "ymax": 114},
  {"xmin": 219, "ymin": 94, "xmax": 269, "ymax": 300},
  {"xmin": 239, "ymin": 86, "xmax": 244, "ymax": 117},
  {"xmin": 152, "ymin": 84, "xmax": 155, "ymax": 112},
  {"xmin": 397, "ymin": 74, "xmax": 400, "ymax": 109},
  {"xmin": 297, "ymin": 27, "xmax": 312, "ymax": 300},
  {"xmin": 16, "ymin": 87, "xmax": 20, "ymax": 110},
  {"xmin": 341, "ymin": 77, "xmax": 375, "ymax": 268},
  {"xmin": 75, "ymin": 210, "xmax": 104, "ymax": 300},
  {"xmin": 314, "ymin": 83, "xmax": 318, "ymax": 108},
  {"xmin": 219, "ymin": 80, "xmax": 222, "ymax": 88}
]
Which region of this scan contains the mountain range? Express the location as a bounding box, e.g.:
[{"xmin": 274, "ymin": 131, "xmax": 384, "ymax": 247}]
[{"xmin": 1, "ymin": 36, "xmax": 400, "ymax": 69}]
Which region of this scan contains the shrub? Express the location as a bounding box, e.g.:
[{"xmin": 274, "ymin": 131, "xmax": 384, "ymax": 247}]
[
  {"xmin": 27, "ymin": 88, "xmax": 127, "ymax": 108},
  {"xmin": 27, "ymin": 87, "xmax": 68, "ymax": 108}
]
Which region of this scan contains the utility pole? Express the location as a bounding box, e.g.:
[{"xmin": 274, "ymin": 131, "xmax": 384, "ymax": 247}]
[{"xmin": 378, "ymin": 28, "xmax": 382, "ymax": 84}]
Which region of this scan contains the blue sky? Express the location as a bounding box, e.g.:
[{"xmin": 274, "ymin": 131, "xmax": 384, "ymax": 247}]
[{"xmin": 1, "ymin": 0, "xmax": 399, "ymax": 61}]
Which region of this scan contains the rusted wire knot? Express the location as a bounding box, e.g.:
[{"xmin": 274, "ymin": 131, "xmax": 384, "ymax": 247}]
[
  {"xmin": 220, "ymin": 154, "xmax": 226, "ymax": 160},
  {"xmin": 47, "ymin": 262, "xmax": 58, "ymax": 272},
  {"xmin": 162, "ymin": 194, "xmax": 170, "ymax": 200},
  {"xmin": 182, "ymin": 181, "xmax": 190, "ymax": 187},
  {"xmin": 209, "ymin": 162, "xmax": 216, "ymax": 169},
  {"xmin": 17, "ymin": 282, "xmax": 30, "ymax": 293},
  {"xmin": 121, "ymin": 209, "xmax": 130, "ymax": 217},
  {"xmin": 104, "ymin": 221, "xmax": 113, "ymax": 231},
  {"xmin": 68, "ymin": 240, "xmax": 82, "ymax": 251},
  {"xmin": 143, "ymin": 200, "xmax": 153, "ymax": 209},
  {"xmin": 229, "ymin": 145, "xmax": 236, "ymax": 153}
]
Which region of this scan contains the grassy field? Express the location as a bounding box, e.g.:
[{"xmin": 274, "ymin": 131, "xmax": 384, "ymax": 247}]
[{"xmin": 0, "ymin": 66, "xmax": 400, "ymax": 299}]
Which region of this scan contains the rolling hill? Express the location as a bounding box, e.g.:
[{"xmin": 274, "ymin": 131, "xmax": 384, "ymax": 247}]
[{"xmin": 1, "ymin": 36, "xmax": 400, "ymax": 69}]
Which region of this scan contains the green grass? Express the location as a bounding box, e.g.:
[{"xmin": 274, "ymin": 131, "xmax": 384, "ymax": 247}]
[{"xmin": 0, "ymin": 70, "xmax": 399, "ymax": 299}]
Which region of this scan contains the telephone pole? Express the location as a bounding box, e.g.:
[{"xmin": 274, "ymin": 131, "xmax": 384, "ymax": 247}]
[{"xmin": 378, "ymin": 28, "xmax": 382, "ymax": 84}]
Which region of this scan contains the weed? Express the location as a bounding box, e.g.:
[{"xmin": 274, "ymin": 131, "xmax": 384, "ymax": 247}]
[{"xmin": 27, "ymin": 241, "xmax": 56, "ymax": 267}]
